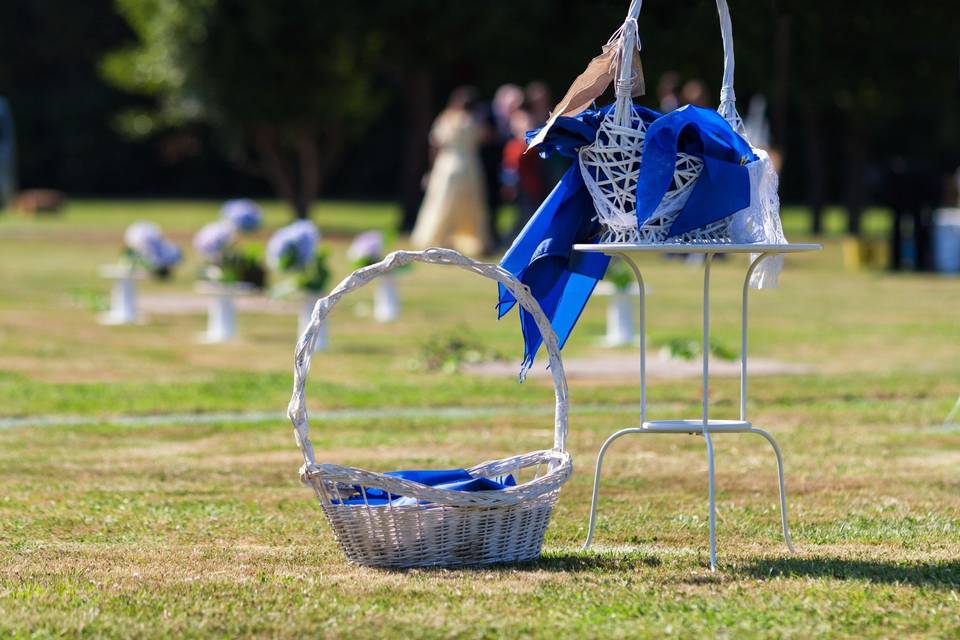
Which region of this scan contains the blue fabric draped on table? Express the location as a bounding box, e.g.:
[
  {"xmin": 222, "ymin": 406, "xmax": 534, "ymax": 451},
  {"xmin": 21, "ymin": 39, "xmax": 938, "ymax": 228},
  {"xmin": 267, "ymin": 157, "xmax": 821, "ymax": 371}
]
[
  {"xmin": 498, "ymin": 103, "xmax": 755, "ymax": 375},
  {"xmin": 635, "ymin": 105, "xmax": 756, "ymax": 236},
  {"xmin": 335, "ymin": 468, "xmax": 516, "ymax": 507},
  {"xmin": 497, "ymin": 105, "xmax": 652, "ymax": 377}
]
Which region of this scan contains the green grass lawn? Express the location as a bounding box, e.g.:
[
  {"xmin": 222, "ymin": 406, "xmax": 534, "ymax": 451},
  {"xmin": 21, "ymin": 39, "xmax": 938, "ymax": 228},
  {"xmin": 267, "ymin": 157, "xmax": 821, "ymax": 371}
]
[{"xmin": 0, "ymin": 200, "xmax": 958, "ymax": 638}]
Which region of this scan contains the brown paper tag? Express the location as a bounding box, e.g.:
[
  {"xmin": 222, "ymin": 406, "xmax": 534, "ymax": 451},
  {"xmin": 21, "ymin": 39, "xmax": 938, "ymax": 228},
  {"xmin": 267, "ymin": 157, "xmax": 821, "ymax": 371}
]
[
  {"xmin": 526, "ymin": 39, "xmax": 645, "ymax": 151},
  {"xmin": 526, "ymin": 46, "xmax": 617, "ymax": 151},
  {"xmin": 628, "ymin": 48, "xmax": 645, "ymax": 97}
]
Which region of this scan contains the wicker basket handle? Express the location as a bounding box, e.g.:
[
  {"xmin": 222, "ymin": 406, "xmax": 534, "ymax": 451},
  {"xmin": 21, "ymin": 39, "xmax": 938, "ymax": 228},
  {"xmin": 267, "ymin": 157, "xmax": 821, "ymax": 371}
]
[
  {"xmin": 287, "ymin": 248, "xmax": 571, "ymax": 471},
  {"xmin": 615, "ymin": 0, "xmax": 743, "ymax": 132}
]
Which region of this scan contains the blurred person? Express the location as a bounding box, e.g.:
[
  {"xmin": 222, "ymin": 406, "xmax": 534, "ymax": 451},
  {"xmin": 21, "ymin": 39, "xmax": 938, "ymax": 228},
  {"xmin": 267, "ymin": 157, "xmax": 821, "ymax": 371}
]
[
  {"xmin": 525, "ymin": 80, "xmax": 568, "ymax": 186},
  {"xmin": 477, "ymin": 84, "xmax": 524, "ymax": 248},
  {"xmin": 0, "ymin": 97, "xmax": 16, "ymax": 209},
  {"xmin": 657, "ymin": 71, "xmax": 681, "ymax": 112},
  {"xmin": 954, "ymin": 167, "xmax": 960, "ymax": 207},
  {"xmin": 411, "ymin": 86, "xmax": 492, "ymax": 256},
  {"xmin": 680, "ymin": 79, "xmax": 710, "ymax": 107},
  {"xmin": 501, "ymin": 109, "xmax": 549, "ymax": 243},
  {"xmin": 525, "ymin": 81, "xmax": 553, "ymax": 127}
]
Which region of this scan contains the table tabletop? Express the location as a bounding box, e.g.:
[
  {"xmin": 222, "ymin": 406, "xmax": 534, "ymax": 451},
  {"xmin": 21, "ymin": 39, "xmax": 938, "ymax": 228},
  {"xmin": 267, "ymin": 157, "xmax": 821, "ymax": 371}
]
[{"xmin": 573, "ymin": 242, "xmax": 822, "ymax": 255}]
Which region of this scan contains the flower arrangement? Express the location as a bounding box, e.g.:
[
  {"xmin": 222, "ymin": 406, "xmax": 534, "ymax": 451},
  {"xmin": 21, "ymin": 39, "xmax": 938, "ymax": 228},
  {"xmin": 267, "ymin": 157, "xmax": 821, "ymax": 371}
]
[
  {"xmin": 267, "ymin": 220, "xmax": 330, "ymax": 293},
  {"xmin": 193, "ymin": 219, "xmax": 265, "ymax": 288},
  {"xmin": 122, "ymin": 221, "xmax": 182, "ymax": 279},
  {"xmin": 347, "ymin": 230, "xmax": 384, "ymax": 269},
  {"xmin": 193, "ymin": 220, "xmax": 236, "ymax": 263},
  {"xmin": 220, "ymin": 199, "xmax": 262, "ymax": 233},
  {"xmin": 346, "ymin": 229, "xmax": 404, "ymax": 322}
]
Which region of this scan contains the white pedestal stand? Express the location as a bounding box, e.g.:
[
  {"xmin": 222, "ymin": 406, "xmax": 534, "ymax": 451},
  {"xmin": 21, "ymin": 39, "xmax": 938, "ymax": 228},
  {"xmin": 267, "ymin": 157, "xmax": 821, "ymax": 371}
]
[
  {"xmin": 373, "ymin": 275, "xmax": 401, "ymax": 323},
  {"xmin": 98, "ymin": 264, "xmax": 144, "ymax": 325},
  {"xmin": 594, "ymin": 281, "xmax": 643, "ymax": 347},
  {"xmin": 574, "ymin": 242, "xmax": 821, "ymax": 570},
  {"xmin": 196, "ymin": 281, "xmax": 254, "ymax": 344},
  {"xmin": 300, "ymin": 292, "xmax": 327, "ymax": 352}
]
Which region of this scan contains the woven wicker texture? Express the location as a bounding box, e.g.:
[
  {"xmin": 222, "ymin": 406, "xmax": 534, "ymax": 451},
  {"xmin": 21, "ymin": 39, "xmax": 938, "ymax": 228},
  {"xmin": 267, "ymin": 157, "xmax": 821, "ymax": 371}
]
[
  {"xmin": 287, "ymin": 248, "xmax": 572, "ymax": 567},
  {"xmin": 578, "ymin": 0, "xmax": 744, "ymax": 244}
]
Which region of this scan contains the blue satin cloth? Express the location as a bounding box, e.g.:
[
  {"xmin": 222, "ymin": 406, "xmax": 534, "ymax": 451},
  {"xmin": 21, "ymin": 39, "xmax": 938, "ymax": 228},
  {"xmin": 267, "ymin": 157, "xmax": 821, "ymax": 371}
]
[
  {"xmin": 498, "ymin": 105, "xmax": 660, "ymax": 375},
  {"xmin": 499, "ymin": 103, "xmax": 755, "ymax": 373},
  {"xmin": 635, "ymin": 105, "xmax": 756, "ymax": 236},
  {"xmin": 335, "ymin": 468, "xmax": 516, "ymax": 506}
]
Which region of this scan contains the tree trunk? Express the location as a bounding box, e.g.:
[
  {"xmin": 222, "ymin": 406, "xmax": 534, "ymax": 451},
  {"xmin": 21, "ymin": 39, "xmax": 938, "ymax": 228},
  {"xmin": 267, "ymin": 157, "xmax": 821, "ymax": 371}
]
[
  {"xmin": 398, "ymin": 69, "xmax": 433, "ymax": 232},
  {"xmin": 845, "ymin": 132, "xmax": 866, "ymax": 237},
  {"xmin": 772, "ymin": 14, "xmax": 791, "ymax": 158},
  {"xmin": 295, "ymin": 128, "xmax": 320, "ymax": 219},
  {"xmin": 252, "ymin": 124, "xmax": 343, "ymax": 220},
  {"xmin": 802, "ymin": 99, "xmax": 825, "ymax": 235},
  {"xmin": 308, "ymin": 125, "xmax": 343, "ymax": 219},
  {"xmin": 253, "ymin": 126, "xmax": 298, "ymax": 214}
]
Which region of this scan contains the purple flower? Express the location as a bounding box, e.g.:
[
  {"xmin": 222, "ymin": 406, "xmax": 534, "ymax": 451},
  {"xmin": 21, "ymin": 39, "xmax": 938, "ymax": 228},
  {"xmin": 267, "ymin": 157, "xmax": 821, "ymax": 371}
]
[
  {"xmin": 220, "ymin": 198, "xmax": 262, "ymax": 232},
  {"xmin": 193, "ymin": 220, "xmax": 236, "ymax": 263},
  {"xmin": 267, "ymin": 220, "xmax": 320, "ymax": 270},
  {"xmin": 124, "ymin": 221, "xmax": 182, "ymax": 270},
  {"xmin": 347, "ymin": 230, "xmax": 384, "ymax": 263}
]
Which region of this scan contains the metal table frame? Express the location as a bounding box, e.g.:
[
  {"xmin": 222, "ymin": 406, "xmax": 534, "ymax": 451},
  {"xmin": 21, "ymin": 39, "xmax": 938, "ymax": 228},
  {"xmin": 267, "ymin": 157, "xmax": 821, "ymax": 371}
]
[{"xmin": 573, "ymin": 243, "xmax": 821, "ymax": 570}]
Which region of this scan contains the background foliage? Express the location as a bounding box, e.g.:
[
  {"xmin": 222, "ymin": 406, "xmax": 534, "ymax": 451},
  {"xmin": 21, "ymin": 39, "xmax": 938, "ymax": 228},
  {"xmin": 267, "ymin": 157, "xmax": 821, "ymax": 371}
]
[{"xmin": 2, "ymin": 0, "xmax": 959, "ymax": 222}]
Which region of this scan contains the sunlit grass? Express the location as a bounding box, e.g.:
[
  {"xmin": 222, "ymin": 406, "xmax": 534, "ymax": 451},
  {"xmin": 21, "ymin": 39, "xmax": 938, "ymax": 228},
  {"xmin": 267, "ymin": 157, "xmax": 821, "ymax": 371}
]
[{"xmin": 0, "ymin": 200, "xmax": 957, "ymax": 638}]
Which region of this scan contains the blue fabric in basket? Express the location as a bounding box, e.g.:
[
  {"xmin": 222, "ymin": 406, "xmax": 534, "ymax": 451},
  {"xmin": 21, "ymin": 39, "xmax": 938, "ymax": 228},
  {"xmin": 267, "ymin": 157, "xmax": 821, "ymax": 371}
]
[{"xmin": 334, "ymin": 468, "xmax": 516, "ymax": 507}]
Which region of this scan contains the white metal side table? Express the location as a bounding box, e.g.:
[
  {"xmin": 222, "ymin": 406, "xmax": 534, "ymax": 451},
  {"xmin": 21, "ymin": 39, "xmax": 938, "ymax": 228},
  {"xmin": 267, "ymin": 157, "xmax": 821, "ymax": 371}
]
[{"xmin": 573, "ymin": 243, "xmax": 821, "ymax": 570}]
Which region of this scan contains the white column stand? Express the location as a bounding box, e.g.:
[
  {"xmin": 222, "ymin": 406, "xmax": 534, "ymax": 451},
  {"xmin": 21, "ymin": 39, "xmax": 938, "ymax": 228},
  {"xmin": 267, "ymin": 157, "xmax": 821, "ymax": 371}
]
[
  {"xmin": 98, "ymin": 265, "xmax": 142, "ymax": 325},
  {"xmin": 373, "ymin": 274, "xmax": 401, "ymax": 323},
  {"xmin": 605, "ymin": 292, "xmax": 634, "ymax": 346},
  {"xmin": 207, "ymin": 294, "xmax": 235, "ymax": 343},
  {"xmin": 300, "ymin": 293, "xmax": 327, "ymax": 352},
  {"xmin": 196, "ymin": 282, "xmax": 252, "ymax": 344},
  {"xmin": 594, "ymin": 280, "xmax": 643, "ymax": 347}
]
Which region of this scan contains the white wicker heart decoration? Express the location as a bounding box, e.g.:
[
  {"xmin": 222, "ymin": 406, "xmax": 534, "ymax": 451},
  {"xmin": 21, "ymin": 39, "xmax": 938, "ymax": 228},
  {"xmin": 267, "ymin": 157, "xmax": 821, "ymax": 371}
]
[
  {"xmin": 534, "ymin": 0, "xmax": 788, "ymax": 285},
  {"xmin": 579, "ymin": 109, "xmax": 727, "ymax": 243},
  {"xmin": 575, "ymin": 0, "xmax": 742, "ymax": 244}
]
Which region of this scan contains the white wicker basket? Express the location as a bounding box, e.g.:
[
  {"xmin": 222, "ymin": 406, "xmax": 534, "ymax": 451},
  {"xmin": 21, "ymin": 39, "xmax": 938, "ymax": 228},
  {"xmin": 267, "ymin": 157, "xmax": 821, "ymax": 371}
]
[
  {"xmin": 287, "ymin": 248, "xmax": 572, "ymax": 567},
  {"xmin": 579, "ymin": 0, "xmax": 746, "ymax": 244}
]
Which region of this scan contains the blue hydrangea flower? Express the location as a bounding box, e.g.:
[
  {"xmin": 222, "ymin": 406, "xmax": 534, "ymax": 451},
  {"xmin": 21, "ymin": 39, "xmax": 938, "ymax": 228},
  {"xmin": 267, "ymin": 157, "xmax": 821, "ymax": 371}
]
[
  {"xmin": 193, "ymin": 219, "xmax": 236, "ymax": 264},
  {"xmin": 267, "ymin": 220, "xmax": 320, "ymax": 271},
  {"xmin": 124, "ymin": 221, "xmax": 182, "ymax": 270},
  {"xmin": 220, "ymin": 198, "xmax": 263, "ymax": 233},
  {"xmin": 347, "ymin": 230, "xmax": 384, "ymax": 264}
]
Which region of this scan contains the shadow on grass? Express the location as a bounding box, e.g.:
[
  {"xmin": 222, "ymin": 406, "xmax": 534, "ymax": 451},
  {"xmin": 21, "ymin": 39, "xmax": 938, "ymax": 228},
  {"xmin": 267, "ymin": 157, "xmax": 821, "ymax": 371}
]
[
  {"xmin": 526, "ymin": 550, "xmax": 662, "ymax": 572},
  {"xmin": 740, "ymin": 557, "xmax": 960, "ymax": 588},
  {"xmin": 379, "ymin": 550, "xmax": 661, "ymax": 574}
]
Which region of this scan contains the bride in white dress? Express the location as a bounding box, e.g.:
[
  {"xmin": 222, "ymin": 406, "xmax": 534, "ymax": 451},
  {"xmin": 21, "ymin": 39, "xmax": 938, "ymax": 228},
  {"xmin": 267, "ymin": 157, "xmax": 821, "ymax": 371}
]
[{"xmin": 411, "ymin": 87, "xmax": 492, "ymax": 256}]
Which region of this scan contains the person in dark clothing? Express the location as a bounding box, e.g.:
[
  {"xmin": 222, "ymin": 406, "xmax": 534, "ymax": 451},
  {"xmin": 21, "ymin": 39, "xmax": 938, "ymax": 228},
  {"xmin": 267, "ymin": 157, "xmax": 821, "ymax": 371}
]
[
  {"xmin": 477, "ymin": 84, "xmax": 524, "ymax": 249},
  {"xmin": 501, "ymin": 109, "xmax": 550, "ymax": 243}
]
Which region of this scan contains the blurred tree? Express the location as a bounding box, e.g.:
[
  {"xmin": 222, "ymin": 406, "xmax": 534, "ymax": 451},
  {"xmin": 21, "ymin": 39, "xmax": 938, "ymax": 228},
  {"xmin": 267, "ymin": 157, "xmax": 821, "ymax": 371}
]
[
  {"xmin": 102, "ymin": 0, "xmax": 384, "ymax": 218},
  {"xmin": 779, "ymin": 0, "xmax": 960, "ymax": 236},
  {"xmin": 4, "ymin": 0, "xmax": 957, "ymax": 228},
  {"xmin": 0, "ymin": 0, "xmax": 163, "ymax": 195}
]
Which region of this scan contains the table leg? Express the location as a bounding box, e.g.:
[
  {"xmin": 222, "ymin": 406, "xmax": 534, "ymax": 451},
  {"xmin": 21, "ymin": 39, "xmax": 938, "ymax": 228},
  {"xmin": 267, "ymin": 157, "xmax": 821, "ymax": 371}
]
[
  {"xmin": 616, "ymin": 254, "xmax": 646, "ymax": 423},
  {"xmin": 583, "ymin": 427, "xmax": 646, "ymax": 550},
  {"xmin": 702, "ymin": 254, "xmax": 713, "ymax": 425},
  {"xmin": 740, "ymin": 252, "xmax": 772, "ymax": 421},
  {"xmin": 585, "ymin": 255, "xmax": 648, "ymax": 551},
  {"xmin": 703, "ymin": 254, "xmax": 718, "ymax": 571},
  {"xmin": 704, "ymin": 429, "xmax": 717, "ymax": 571},
  {"xmin": 749, "ymin": 427, "xmax": 796, "ymax": 552}
]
